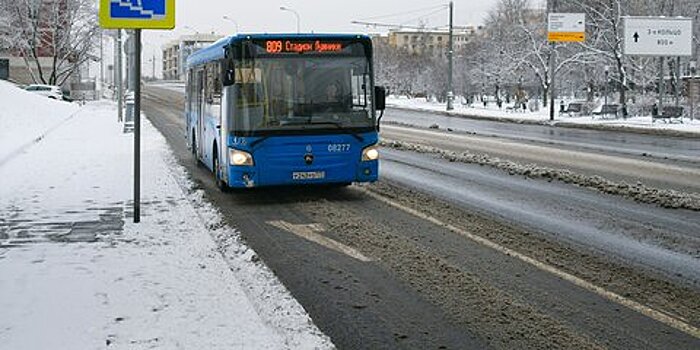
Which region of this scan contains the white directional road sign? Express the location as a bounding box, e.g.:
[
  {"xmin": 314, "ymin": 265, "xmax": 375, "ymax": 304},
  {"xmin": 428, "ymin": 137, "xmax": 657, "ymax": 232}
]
[
  {"xmin": 623, "ymin": 17, "xmax": 693, "ymax": 56},
  {"xmin": 548, "ymin": 13, "xmax": 586, "ymax": 43}
]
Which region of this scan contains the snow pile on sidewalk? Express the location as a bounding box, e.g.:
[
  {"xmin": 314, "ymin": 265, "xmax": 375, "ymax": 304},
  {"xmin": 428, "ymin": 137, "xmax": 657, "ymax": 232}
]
[
  {"xmin": 0, "ymin": 86, "xmax": 333, "ymax": 349},
  {"xmin": 387, "ymin": 96, "xmax": 700, "ymax": 134},
  {"xmin": 0, "ymin": 80, "xmax": 80, "ymax": 163}
]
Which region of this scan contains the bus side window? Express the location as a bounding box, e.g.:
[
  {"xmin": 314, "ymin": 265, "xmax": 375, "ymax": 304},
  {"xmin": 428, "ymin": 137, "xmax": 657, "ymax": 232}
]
[
  {"xmin": 351, "ymin": 68, "xmax": 368, "ymax": 108},
  {"xmin": 212, "ymin": 62, "xmax": 222, "ymax": 105},
  {"xmin": 195, "ymin": 69, "xmax": 204, "ymax": 113},
  {"xmin": 205, "ymin": 64, "xmax": 213, "ymax": 105},
  {"xmin": 186, "ymin": 71, "xmax": 190, "ymax": 113}
]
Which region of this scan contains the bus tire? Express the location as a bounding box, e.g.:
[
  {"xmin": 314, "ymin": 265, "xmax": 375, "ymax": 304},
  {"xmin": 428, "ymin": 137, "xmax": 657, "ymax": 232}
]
[
  {"xmin": 191, "ymin": 130, "xmax": 201, "ymax": 167},
  {"xmin": 213, "ymin": 148, "xmax": 229, "ymax": 192}
]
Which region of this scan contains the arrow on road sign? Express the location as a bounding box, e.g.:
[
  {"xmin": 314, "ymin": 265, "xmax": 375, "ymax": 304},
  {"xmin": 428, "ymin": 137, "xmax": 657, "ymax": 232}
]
[{"xmin": 633, "ymin": 32, "xmax": 640, "ymax": 43}]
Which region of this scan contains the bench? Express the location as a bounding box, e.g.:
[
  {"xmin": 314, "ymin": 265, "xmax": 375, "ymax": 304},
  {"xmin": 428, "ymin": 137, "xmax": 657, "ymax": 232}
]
[
  {"xmin": 562, "ymin": 102, "xmax": 583, "ymax": 117},
  {"xmin": 593, "ymin": 104, "xmax": 620, "ymax": 119},
  {"xmin": 653, "ymin": 106, "xmax": 684, "ymax": 123}
]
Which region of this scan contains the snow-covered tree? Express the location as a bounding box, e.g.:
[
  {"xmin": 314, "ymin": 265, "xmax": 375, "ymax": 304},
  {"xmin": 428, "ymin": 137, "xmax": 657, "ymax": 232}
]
[{"xmin": 0, "ymin": 0, "xmax": 100, "ymax": 86}]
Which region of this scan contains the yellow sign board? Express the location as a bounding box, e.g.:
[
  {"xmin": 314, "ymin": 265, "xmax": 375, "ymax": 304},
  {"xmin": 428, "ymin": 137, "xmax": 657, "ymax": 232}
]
[
  {"xmin": 99, "ymin": 0, "xmax": 175, "ymax": 30},
  {"xmin": 548, "ymin": 32, "xmax": 586, "ymax": 43}
]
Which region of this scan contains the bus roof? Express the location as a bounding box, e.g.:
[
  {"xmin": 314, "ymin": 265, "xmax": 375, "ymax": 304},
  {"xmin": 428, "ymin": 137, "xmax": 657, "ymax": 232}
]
[{"xmin": 186, "ymin": 33, "xmax": 371, "ymax": 69}]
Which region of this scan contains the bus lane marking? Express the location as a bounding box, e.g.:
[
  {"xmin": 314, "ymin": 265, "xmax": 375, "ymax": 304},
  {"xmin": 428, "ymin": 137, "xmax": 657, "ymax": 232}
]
[
  {"xmin": 361, "ymin": 188, "xmax": 700, "ymax": 340},
  {"xmin": 267, "ymin": 220, "xmax": 372, "ymax": 263}
]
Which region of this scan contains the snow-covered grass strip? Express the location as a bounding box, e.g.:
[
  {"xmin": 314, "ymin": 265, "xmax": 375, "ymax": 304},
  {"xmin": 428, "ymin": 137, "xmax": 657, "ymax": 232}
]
[{"xmin": 387, "ymin": 96, "xmax": 700, "ymax": 136}]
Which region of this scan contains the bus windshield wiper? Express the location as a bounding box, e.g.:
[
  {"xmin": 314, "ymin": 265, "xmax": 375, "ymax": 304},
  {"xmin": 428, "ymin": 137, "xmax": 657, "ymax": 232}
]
[{"xmin": 307, "ymin": 121, "xmax": 364, "ymax": 142}]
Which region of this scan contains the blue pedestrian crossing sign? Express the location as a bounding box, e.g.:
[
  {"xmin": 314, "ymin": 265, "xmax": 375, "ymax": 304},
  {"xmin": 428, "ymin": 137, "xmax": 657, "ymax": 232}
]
[{"xmin": 100, "ymin": 0, "xmax": 175, "ymax": 29}]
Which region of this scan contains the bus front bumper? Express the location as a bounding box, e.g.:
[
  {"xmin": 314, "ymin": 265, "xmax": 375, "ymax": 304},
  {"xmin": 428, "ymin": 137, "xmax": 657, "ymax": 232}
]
[{"xmin": 225, "ymin": 161, "xmax": 378, "ymax": 188}]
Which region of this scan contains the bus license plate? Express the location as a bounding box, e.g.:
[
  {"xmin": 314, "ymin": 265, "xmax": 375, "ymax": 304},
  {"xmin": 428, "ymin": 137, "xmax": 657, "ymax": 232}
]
[{"xmin": 292, "ymin": 171, "xmax": 326, "ymax": 180}]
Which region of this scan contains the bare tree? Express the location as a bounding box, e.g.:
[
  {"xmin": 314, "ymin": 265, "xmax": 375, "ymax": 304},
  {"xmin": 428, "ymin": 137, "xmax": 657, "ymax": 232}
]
[{"xmin": 0, "ymin": 0, "xmax": 99, "ymax": 86}]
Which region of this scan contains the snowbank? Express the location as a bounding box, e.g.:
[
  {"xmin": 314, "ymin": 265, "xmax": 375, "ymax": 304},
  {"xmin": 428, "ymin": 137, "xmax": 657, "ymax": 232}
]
[
  {"xmin": 0, "ymin": 86, "xmax": 333, "ymax": 349},
  {"xmin": 387, "ymin": 96, "xmax": 700, "ymax": 135},
  {"xmin": 0, "ymin": 80, "xmax": 80, "ymax": 163}
]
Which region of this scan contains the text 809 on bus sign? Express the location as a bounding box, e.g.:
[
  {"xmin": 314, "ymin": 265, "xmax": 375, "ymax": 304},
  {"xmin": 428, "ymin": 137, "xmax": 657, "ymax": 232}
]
[{"xmin": 266, "ymin": 40, "xmax": 344, "ymax": 54}]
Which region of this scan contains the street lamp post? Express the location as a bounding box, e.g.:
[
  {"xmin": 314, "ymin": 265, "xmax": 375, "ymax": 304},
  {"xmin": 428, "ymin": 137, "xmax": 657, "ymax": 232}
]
[
  {"xmin": 446, "ymin": 1, "xmax": 454, "ymax": 111},
  {"xmin": 222, "ymin": 16, "xmax": 239, "ymax": 33},
  {"xmin": 280, "ymin": 6, "xmax": 301, "ymax": 33}
]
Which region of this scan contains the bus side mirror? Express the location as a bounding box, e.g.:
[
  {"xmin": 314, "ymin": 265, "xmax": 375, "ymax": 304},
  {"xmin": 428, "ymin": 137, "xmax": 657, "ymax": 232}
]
[
  {"xmin": 222, "ymin": 66, "xmax": 235, "ymax": 86},
  {"xmin": 375, "ymin": 86, "xmax": 386, "ymax": 111}
]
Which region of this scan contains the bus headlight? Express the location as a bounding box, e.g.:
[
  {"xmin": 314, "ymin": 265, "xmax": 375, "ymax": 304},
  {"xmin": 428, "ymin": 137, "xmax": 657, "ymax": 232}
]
[
  {"xmin": 361, "ymin": 145, "xmax": 379, "ymax": 162},
  {"xmin": 230, "ymin": 149, "xmax": 254, "ymax": 166}
]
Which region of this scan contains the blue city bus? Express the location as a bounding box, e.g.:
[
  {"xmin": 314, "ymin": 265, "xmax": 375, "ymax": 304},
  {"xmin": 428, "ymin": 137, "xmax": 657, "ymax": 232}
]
[{"xmin": 185, "ymin": 34, "xmax": 386, "ymax": 190}]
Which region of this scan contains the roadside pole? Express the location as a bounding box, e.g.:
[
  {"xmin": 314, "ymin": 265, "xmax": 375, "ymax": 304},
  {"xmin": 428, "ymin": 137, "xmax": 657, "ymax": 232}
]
[
  {"xmin": 446, "ymin": 1, "xmax": 454, "ymax": 111},
  {"xmin": 546, "ymin": 9, "xmax": 585, "ymax": 122},
  {"xmin": 675, "ymin": 57, "xmax": 681, "ymax": 107},
  {"xmin": 117, "ymin": 30, "xmax": 123, "ymax": 123},
  {"xmin": 548, "ymin": 0, "xmax": 557, "ymax": 121},
  {"xmin": 99, "ymin": 0, "xmax": 175, "ymax": 224},
  {"xmin": 549, "ymin": 49, "xmax": 556, "ymax": 121},
  {"xmin": 113, "ymin": 31, "xmax": 118, "ymax": 100},
  {"xmin": 659, "ymin": 57, "xmax": 665, "ymax": 113},
  {"xmin": 134, "ymin": 29, "xmax": 142, "ymax": 223},
  {"xmin": 100, "ymin": 30, "xmax": 104, "ymax": 100},
  {"xmin": 691, "ymin": 60, "xmax": 697, "ymax": 121}
]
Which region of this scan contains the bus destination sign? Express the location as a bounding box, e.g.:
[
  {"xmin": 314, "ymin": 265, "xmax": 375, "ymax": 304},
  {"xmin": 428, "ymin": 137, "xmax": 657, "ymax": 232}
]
[{"xmin": 265, "ymin": 40, "xmax": 344, "ymax": 54}]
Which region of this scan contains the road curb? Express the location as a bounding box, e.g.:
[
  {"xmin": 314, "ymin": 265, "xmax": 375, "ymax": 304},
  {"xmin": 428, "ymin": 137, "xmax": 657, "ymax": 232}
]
[{"xmin": 387, "ymin": 105, "xmax": 700, "ymax": 139}]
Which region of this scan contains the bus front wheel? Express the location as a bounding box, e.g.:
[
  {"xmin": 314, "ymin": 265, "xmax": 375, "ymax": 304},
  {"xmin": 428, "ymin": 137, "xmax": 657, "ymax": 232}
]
[
  {"xmin": 191, "ymin": 131, "xmax": 201, "ymax": 167},
  {"xmin": 213, "ymin": 149, "xmax": 229, "ymax": 192}
]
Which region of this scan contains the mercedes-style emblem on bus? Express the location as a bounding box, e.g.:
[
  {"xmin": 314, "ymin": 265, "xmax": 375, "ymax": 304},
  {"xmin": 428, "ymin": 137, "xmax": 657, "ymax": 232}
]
[
  {"xmin": 304, "ymin": 154, "xmax": 314, "ymax": 165},
  {"xmin": 306, "ymin": 145, "xmax": 313, "ymax": 153}
]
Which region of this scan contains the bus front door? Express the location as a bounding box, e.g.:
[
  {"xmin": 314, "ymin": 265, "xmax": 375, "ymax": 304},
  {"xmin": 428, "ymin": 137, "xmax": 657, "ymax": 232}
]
[{"xmin": 197, "ymin": 70, "xmax": 205, "ymax": 161}]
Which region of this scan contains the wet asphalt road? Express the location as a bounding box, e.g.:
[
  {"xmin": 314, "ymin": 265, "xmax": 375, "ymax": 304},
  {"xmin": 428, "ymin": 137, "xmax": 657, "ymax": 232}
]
[
  {"xmin": 381, "ymin": 124, "xmax": 700, "ymax": 194},
  {"xmin": 383, "ymin": 107, "xmax": 700, "ymax": 163},
  {"xmin": 142, "ymin": 84, "xmax": 700, "ymax": 349},
  {"xmin": 381, "ymin": 148, "xmax": 700, "ymax": 285}
]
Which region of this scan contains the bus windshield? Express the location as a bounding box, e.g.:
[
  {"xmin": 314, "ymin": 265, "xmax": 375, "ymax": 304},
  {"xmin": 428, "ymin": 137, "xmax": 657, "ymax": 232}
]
[{"xmin": 229, "ymin": 56, "xmax": 374, "ymax": 135}]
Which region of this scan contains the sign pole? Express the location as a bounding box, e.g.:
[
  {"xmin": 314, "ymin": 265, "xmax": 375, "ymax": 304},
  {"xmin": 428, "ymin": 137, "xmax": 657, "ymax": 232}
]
[
  {"xmin": 100, "ymin": 0, "xmax": 175, "ymax": 224},
  {"xmin": 134, "ymin": 29, "xmax": 142, "ymax": 223},
  {"xmin": 546, "ymin": 9, "xmax": 585, "ymax": 121},
  {"xmin": 548, "ymin": 0, "xmax": 558, "ymax": 121}
]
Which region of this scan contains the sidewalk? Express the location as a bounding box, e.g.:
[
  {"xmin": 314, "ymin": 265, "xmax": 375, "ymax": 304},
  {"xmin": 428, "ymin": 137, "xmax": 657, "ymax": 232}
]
[
  {"xmin": 0, "ymin": 82, "xmax": 333, "ymax": 349},
  {"xmin": 388, "ymin": 96, "xmax": 700, "ymax": 136}
]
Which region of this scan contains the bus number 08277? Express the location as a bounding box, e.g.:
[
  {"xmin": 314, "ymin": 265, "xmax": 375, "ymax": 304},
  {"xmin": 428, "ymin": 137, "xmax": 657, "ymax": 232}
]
[{"xmin": 328, "ymin": 144, "xmax": 351, "ymax": 152}]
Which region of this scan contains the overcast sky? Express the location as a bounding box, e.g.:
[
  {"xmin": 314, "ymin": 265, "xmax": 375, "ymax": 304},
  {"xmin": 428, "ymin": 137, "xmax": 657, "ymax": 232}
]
[{"xmin": 135, "ymin": 0, "xmax": 500, "ymax": 76}]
